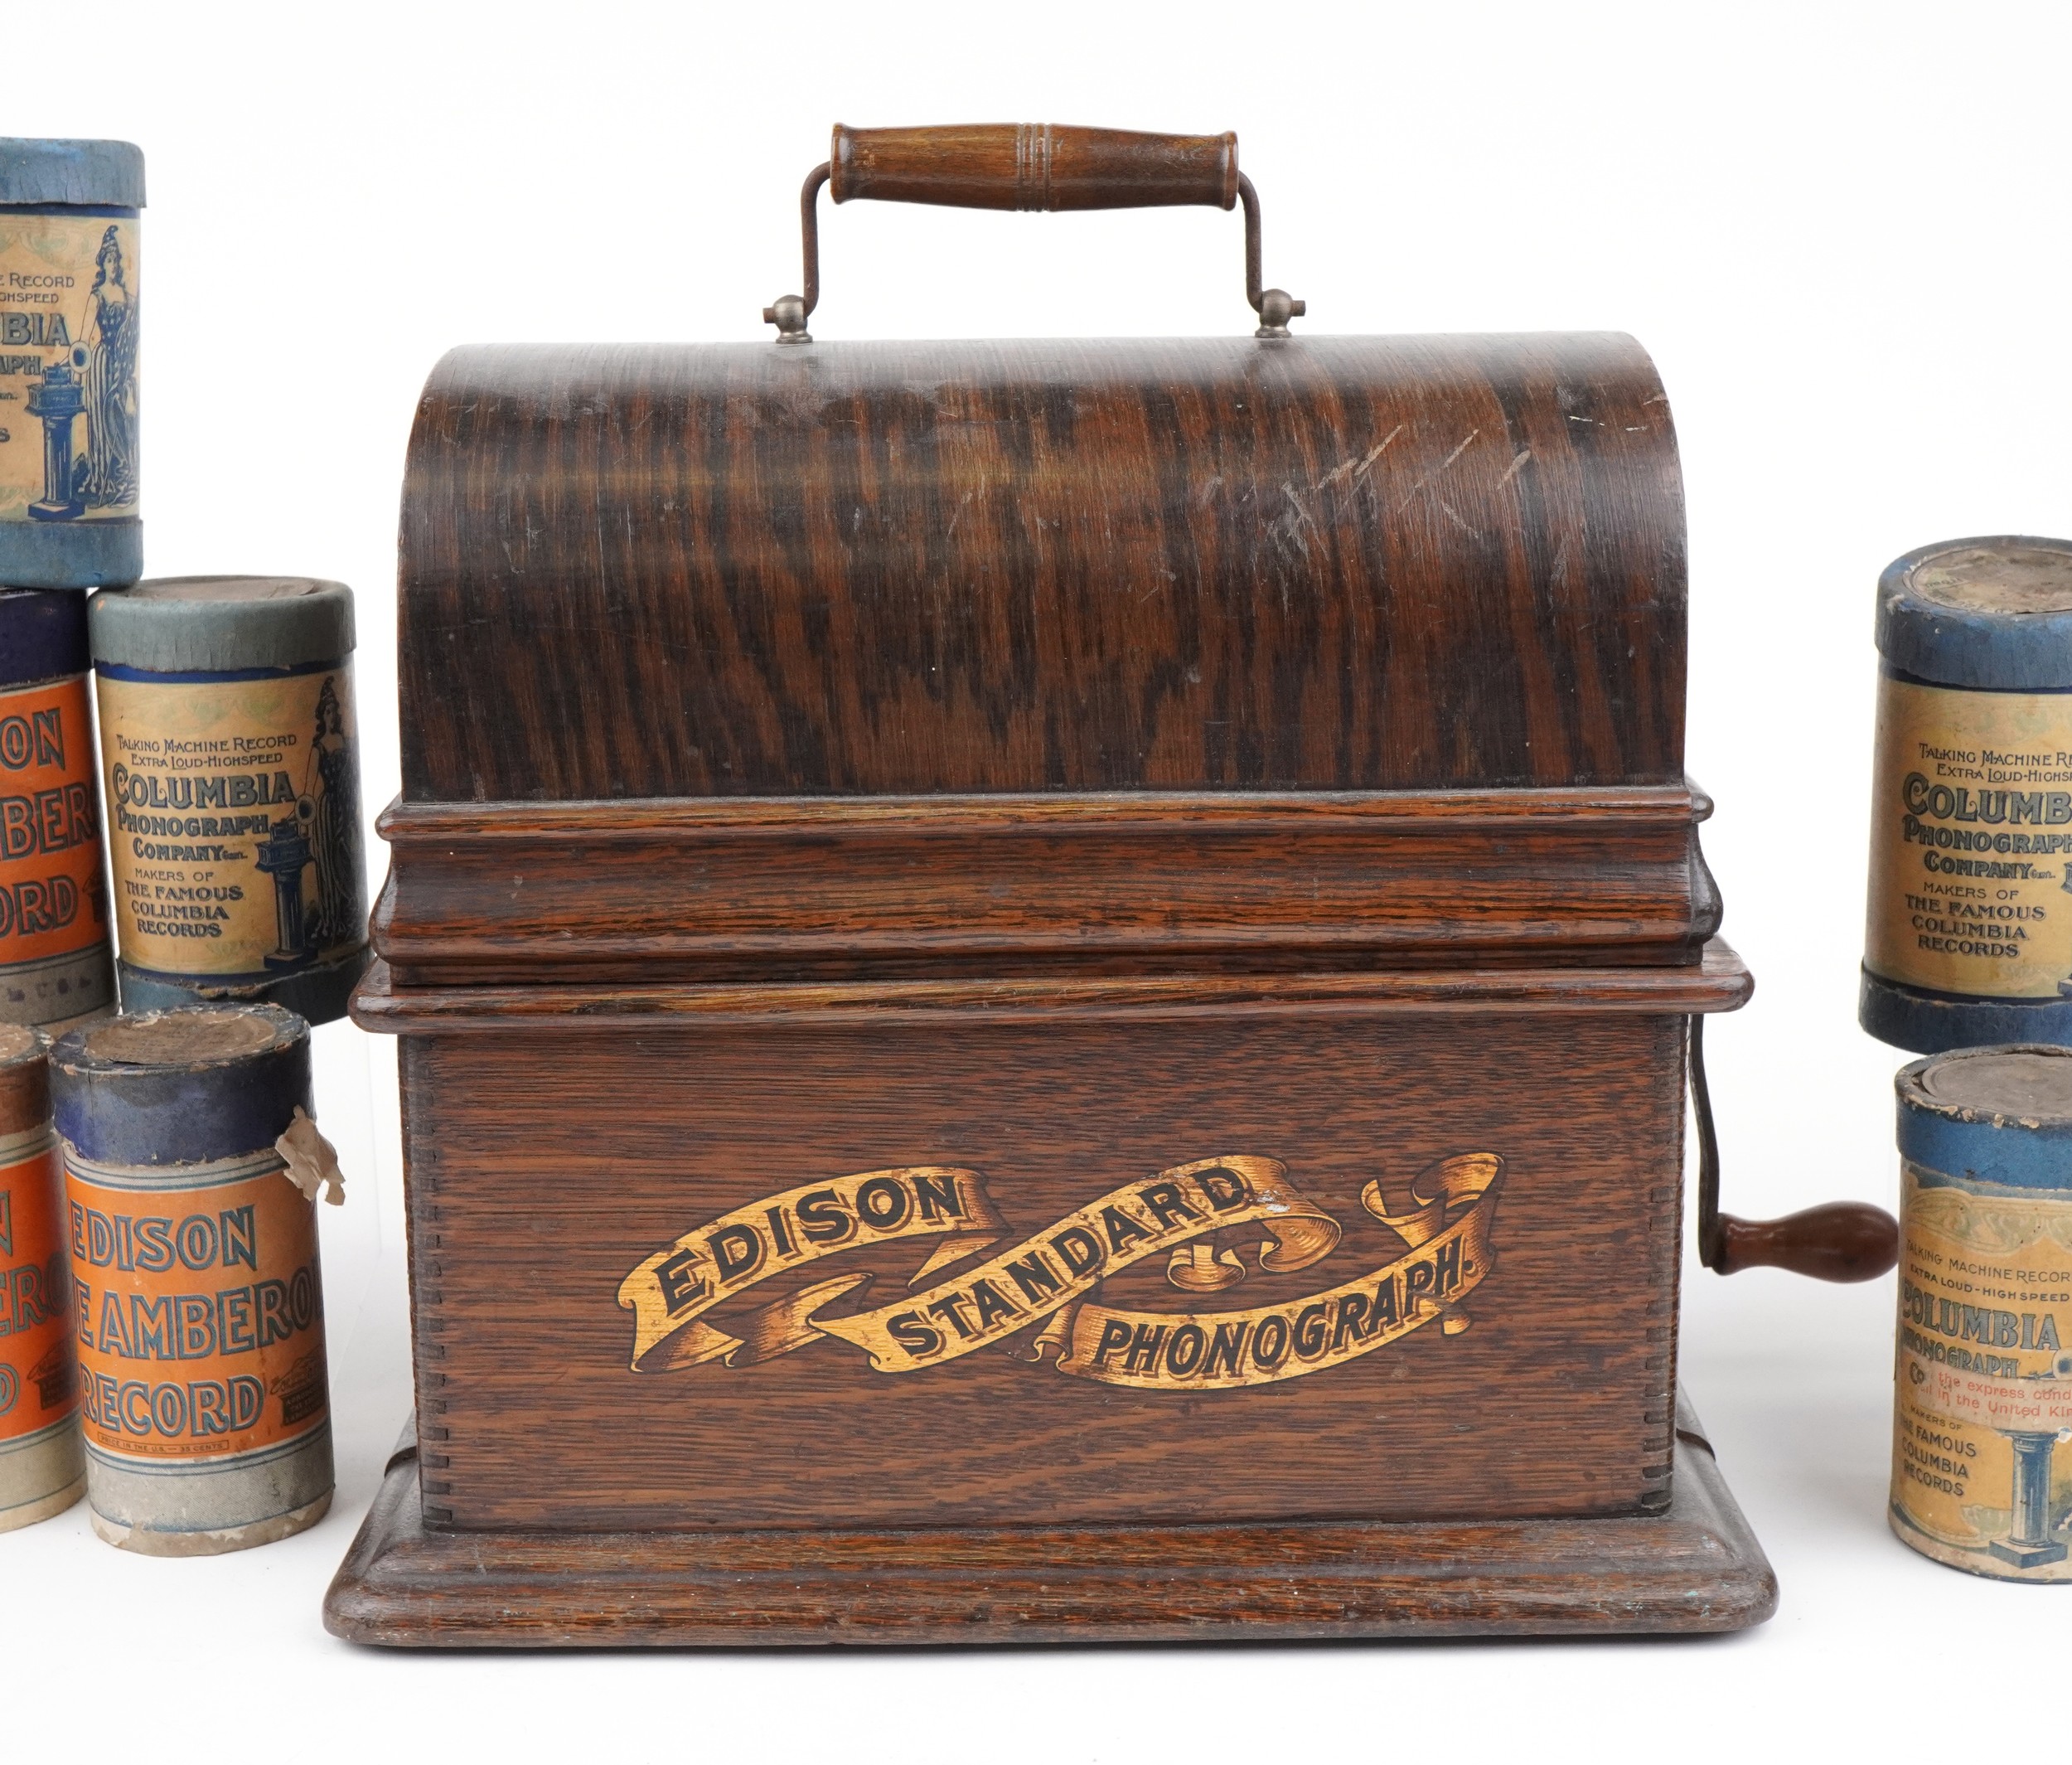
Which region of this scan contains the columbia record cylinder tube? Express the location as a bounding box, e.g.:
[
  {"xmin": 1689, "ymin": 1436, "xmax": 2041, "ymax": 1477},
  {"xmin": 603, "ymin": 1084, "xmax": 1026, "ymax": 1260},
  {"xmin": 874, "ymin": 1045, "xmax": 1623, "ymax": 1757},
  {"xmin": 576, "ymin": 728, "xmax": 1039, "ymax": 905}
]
[
  {"xmin": 0, "ymin": 588, "xmax": 114, "ymax": 1026},
  {"xmin": 52, "ymin": 1004, "xmax": 333, "ymax": 1554},
  {"xmin": 90, "ymin": 577, "xmax": 367, "ymax": 1023},
  {"xmin": 0, "ymin": 139, "xmax": 143, "ymax": 589},
  {"xmin": 0, "ymin": 1024, "xmax": 82, "ymax": 1530},
  {"xmin": 1863, "ymin": 536, "xmax": 2072, "ymax": 1052},
  {"xmin": 1891, "ymin": 1045, "xmax": 2072, "ymax": 1579}
]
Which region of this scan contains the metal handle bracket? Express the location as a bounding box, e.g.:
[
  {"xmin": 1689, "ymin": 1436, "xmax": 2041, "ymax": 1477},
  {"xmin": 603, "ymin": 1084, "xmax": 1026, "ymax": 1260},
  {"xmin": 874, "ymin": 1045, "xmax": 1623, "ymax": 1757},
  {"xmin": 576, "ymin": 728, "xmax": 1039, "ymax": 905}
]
[{"xmin": 763, "ymin": 148, "xmax": 1303, "ymax": 341}]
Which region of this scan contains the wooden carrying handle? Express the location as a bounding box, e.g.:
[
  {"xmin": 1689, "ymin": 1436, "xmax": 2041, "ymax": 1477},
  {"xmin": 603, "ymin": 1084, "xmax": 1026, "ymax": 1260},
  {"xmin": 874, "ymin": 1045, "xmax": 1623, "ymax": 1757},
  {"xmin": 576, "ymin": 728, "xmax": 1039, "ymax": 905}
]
[
  {"xmin": 829, "ymin": 124, "xmax": 1241, "ymax": 212},
  {"xmin": 767, "ymin": 124, "xmax": 1300, "ymax": 341}
]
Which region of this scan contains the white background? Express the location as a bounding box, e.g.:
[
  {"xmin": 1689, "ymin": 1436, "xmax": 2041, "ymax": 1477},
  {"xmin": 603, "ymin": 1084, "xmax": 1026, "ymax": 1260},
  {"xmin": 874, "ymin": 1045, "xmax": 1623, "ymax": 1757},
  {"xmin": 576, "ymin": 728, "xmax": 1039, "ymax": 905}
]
[{"xmin": 7, "ymin": 2, "xmax": 2070, "ymax": 1757}]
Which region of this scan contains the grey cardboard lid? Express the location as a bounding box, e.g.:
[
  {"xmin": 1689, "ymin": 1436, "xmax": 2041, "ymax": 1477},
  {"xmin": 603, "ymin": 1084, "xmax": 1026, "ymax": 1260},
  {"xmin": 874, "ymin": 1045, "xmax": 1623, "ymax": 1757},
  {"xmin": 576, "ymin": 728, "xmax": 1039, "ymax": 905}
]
[
  {"xmin": 90, "ymin": 577, "xmax": 355, "ymax": 672},
  {"xmin": 1876, "ymin": 536, "xmax": 2072, "ymax": 689},
  {"xmin": 1920, "ymin": 1044, "xmax": 2072, "ymax": 1122},
  {"xmin": 0, "ymin": 138, "xmax": 144, "ymax": 208}
]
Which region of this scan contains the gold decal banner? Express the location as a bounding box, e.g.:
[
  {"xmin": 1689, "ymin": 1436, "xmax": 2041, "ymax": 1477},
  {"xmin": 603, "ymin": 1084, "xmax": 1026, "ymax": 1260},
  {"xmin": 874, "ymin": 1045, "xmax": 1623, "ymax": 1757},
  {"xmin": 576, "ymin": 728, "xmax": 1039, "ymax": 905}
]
[{"xmin": 617, "ymin": 1153, "xmax": 1503, "ymax": 1392}]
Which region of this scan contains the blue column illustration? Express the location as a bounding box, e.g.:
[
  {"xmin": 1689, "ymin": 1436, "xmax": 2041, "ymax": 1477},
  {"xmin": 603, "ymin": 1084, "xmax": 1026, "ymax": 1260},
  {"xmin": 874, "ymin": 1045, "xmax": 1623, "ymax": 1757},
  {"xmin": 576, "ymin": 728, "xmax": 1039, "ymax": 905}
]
[
  {"xmin": 254, "ymin": 812, "xmax": 313, "ymax": 970},
  {"xmin": 1990, "ymin": 1429, "xmax": 2068, "ymax": 1569},
  {"xmin": 25, "ymin": 353, "xmax": 85, "ymax": 521}
]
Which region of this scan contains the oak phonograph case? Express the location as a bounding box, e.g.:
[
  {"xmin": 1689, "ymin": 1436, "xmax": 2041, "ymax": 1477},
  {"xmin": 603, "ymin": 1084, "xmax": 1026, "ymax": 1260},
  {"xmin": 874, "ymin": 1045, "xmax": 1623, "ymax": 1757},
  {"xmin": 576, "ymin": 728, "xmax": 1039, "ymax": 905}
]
[{"xmin": 326, "ymin": 124, "xmax": 1895, "ymax": 1644}]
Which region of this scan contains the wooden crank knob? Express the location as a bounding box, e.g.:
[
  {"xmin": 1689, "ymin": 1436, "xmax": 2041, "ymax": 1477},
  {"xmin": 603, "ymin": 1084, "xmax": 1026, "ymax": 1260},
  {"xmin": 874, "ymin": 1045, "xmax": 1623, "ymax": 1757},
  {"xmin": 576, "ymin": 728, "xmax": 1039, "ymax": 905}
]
[{"xmin": 1713, "ymin": 1202, "xmax": 1900, "ymax": 1283}]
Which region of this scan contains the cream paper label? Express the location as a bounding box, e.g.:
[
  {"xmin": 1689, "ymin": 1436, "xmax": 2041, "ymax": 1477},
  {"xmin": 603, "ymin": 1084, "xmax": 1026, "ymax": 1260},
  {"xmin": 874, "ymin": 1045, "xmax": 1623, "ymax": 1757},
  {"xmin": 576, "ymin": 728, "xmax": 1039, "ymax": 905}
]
[
  {"xmin": 97, "ymin": 663, "xmax": 364, "ymax": 982},
  {"xmin": 0, "ymin": 213, "xmax": 138, "ymax": 526},
  {"xmin": 1893, "ymin": 1164, "xmax": 2072, "ymax": 1580},
  {"xmin": 1865, "ymin": 676, "xmax": 2072, "ymax": 999}
]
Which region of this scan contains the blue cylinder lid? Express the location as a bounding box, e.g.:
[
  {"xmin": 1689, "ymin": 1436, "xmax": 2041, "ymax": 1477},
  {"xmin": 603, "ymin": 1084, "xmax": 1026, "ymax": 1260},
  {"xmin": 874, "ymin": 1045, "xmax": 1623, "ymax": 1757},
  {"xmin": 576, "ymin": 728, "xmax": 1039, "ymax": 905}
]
[
  {"xmin": 1877, "ymin": 536, "xmax": 2072, "ymax": 690},
  {"xmin": 51, "ymin": 1004, "xmax": 311, "ymax": 1166},
  {"xmin": 0, "ymin": 588, "xmax": 88, "ymax": 689},
  {"xmin": 0, "ymin": 138, "xmax": 144, "ymax": 208},
  {"xmin": 1897, "ymin": 1044, "xmax": 2072, "ymax": 1190}
]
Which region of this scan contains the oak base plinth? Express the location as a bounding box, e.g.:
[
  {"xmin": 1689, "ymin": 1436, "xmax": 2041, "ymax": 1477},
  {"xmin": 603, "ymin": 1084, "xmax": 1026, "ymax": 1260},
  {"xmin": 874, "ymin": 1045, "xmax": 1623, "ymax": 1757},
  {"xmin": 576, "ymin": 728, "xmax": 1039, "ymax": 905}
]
[{"xmin": 325, "ymin": 1392, "xmax": 1774, "ymax": 1647}]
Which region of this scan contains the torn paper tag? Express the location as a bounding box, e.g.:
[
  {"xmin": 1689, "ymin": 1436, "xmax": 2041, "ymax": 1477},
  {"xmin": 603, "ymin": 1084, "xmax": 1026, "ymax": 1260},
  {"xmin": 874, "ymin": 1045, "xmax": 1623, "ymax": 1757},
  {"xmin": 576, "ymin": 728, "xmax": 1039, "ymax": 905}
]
[{"xmin": 277, "ymin": 1108, "xmax": 346, "ymax": 1205}]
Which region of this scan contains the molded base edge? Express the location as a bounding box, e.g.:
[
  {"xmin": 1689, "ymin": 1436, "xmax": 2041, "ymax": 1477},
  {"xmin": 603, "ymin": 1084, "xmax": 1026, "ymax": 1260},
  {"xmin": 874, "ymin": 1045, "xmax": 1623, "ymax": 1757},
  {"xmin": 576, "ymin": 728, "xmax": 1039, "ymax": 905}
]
[{"xmin": 324, "ymin": 1391, "xmax": 1775, "ymax": 1647}]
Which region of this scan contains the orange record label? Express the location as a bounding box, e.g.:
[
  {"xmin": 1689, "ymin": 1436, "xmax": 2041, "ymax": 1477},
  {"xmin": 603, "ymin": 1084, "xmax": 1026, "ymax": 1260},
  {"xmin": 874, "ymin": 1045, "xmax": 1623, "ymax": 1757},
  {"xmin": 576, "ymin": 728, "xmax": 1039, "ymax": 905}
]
[
  {"xmin": 63, "ymin": 1145, "xmax": 327, "ymax": 1467},
  {"xmin": 0, "ymin": 1128, "xmax": 76, "ymax": 1443},
  {"xmin": 0, "ymin": 673, "xmax": 109, "ymax": 973}
]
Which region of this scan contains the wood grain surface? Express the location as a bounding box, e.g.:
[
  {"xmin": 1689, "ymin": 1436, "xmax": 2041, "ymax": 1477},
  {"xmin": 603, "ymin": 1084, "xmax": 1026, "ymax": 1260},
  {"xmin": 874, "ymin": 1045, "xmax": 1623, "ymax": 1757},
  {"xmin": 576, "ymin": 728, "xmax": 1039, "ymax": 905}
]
[
  {"xmin": 370, "ymin": 783, "xmax": 1721, "ymax": 985},
  {"xmin": 395, "ymin": 1007, "xmax": 1692, "ymax": 1532},
  {"xmin": 397, "ymin": 333, "xmax": 1683, "ymax": 802},
  {"xmin": 829, "ymin": 123, "xmax": 1241, "ymax": 211},
  {"xmin": 323, "ymin": 1396, "xmax": 1775, "ymax": 1644},
  {"xmin": 351, "ymin": 939, "xmax": 1752, "ymax": 1032},
  {"xmin": 367, "ymin": 307, "xmax": 1742, "ymax": 1637}
]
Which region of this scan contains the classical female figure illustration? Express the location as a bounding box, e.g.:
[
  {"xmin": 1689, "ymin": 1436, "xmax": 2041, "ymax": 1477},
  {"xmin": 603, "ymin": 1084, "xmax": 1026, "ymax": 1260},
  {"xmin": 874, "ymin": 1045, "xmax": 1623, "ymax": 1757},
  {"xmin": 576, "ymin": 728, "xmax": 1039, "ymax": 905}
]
[
  {"xmin": 80, "ymin": 225, "xmax": 138, "ymax": 511},
  {"xmin": 306, "ymin": 677, "xmax": 361, "ymax": 951}
]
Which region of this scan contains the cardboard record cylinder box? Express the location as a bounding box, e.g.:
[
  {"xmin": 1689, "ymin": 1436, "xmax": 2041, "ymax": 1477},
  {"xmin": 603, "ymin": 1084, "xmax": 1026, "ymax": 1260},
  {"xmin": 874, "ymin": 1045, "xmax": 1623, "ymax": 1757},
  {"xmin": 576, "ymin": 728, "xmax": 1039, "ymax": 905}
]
[
  {"xmin": 0, "ymin": 138, "xmax": 144, "ymax": 591},
  {"xmin": 328, "ymin": 124, "xmax": 1894, "ymax": 1646}
]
